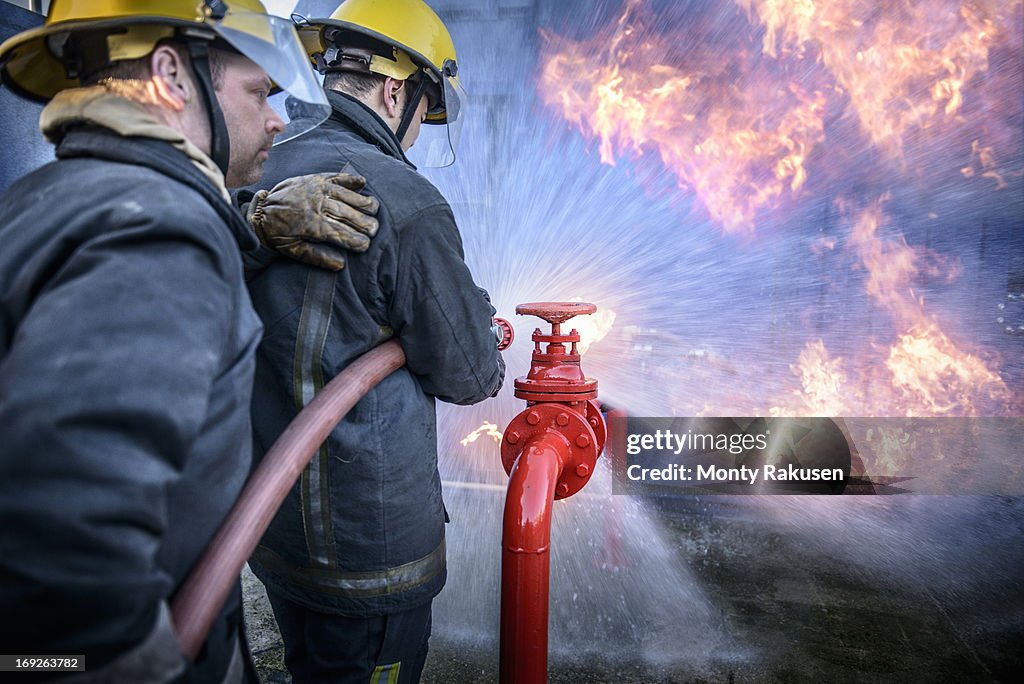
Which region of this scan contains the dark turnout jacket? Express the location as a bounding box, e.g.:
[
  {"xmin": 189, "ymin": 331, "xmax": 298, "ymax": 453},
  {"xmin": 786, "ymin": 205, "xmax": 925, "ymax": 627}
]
[
  {"xmin": 243, "ymin": 90, "xmax": 502, "ymax": 617},
  {"xmin": 0, "ymin": 127, "xmax": 262, "ymax": 682}
]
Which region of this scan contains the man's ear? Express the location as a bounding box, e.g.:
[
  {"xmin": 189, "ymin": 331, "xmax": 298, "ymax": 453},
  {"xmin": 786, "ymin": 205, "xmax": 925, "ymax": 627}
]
[
  {"xmin": 382, "ymin": 77, "xmax": 405, "ymax": 118},
  {"xmin": 149, "ymin": 44, "xmax": 192, "ymax": 111}
]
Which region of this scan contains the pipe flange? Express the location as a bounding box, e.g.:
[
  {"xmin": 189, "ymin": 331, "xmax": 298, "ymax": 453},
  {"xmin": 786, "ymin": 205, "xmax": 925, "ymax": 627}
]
[
  {"xmin": 512, "ymin": 388, "xmax": 600, "ymax": 403},
  {"xmin": 500, "ymin": 403, "xmax": 599, "ymax": 500},
  {"xmin": 584, "ymin": 399, "xmax": 607, "ymax": 455}
]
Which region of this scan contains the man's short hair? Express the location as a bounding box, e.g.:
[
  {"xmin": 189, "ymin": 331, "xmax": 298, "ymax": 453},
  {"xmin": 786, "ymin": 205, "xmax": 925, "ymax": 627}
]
[
  {"xmin": 324, "ymin": 70, "xmax": 387, "ymax": 99},
  {"xmin": 81, "ymin": 38, "xmax": 226, "ymax": 91}
]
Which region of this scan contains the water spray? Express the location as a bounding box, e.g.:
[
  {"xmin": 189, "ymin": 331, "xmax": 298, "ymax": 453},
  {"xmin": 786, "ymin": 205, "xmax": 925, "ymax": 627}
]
[{"xmin": 499, "ymin": 302, "xmax": 607, "ymax": 684}]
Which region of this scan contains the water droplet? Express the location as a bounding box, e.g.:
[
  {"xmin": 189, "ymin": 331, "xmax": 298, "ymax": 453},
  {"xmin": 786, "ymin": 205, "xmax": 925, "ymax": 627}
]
[
  {"xmin": 997, "ymin": 302, "xmax": 1006, "ymax": 310},
  {"xmin": 997, "ymin": 317, "xmax": 1005, "ymax": 323},
  {"xmin": 1006, "ymin": 326, "xmax": 1015, "ymax": 334}
]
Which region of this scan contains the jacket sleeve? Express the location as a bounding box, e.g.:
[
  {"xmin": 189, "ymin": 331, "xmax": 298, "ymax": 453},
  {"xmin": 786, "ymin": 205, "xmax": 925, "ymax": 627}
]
[
  {"xmin": 0, "ymin": 217, "xmax": 236, "ymax": 674},
  {"xmin": 231, "ymin": 187, "xmax": 281, "ymax": 280},
  {"xmin": 387, "ymin": 203, "xmax": 503, "ymax": 405}
]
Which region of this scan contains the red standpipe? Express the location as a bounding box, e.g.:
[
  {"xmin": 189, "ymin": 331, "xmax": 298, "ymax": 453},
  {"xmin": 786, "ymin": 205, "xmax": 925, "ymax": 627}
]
[
  {"xmin": 499, "ymin": 302, "xmax": 607, "ymax": 684},
  {"xmin": 171, "ymin": 340, "xmax": 406, "ymax": 660},
  {"xmin": 173, "ymin": 310, "xmax": 514, "ymax": 657}
]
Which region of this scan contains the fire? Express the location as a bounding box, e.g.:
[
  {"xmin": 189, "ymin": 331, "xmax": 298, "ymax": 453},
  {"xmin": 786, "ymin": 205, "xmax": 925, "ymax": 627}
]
[
  {"xmin": 568, "ymin": 298, "xmax": 616, "ymax": 354},
  {"xmin": 846, "ymin": 196, "xmax": 960, "ymax": 325},
  {"xmin": 540, "ymin": 1, "xmax": 1022, "ymax": 232},
  {"xmin": 460, "ymin": 421, "xmax": 503, "ymax": 447},
  {"xmin": 540, "ymin": 1, "xmax": 1019, "ymax": 418},
  {"xmin": 770, "ymin": 198, "xmax": 1011, "ymax": 417},
  {"xmin": 770, "ymin": 340, "xmax": 850, "ymax": 416},
  {"xmin": 850, "ymin": 197, "xmax": 1009, "ymax": 415},
  {"xmin": 539, "ymin": 2, "xmax": 827, "ymax": 234},
  {"xmin": 960, "ymin": 140, "xmax": 1009, "ymax": 189},
  {"xmin": 739, "ymin": 0, "xmax": 1017, "ymax": 156},
  {"xmin": 886, "ymin": 327, "xmax": 1009, "ymax": 416}
]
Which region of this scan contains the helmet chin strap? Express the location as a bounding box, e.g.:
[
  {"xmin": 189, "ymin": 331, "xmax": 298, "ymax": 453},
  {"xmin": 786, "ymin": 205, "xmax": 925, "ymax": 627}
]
[
  {"xmin": 187, "ymin": 41, "xmax": 231, "ymax": 176},
  {"xmin": 395, "ymin": 74, "xmax": 430, "ymax": 148}
]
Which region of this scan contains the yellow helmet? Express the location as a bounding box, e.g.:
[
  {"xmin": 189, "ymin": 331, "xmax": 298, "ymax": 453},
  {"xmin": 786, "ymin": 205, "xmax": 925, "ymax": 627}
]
[
  {"xmin": 0, "ymin": 0, "xmax": 329, "ymax": 158},
  {"xmin": 299, "ymin": 0, "xmax": 466, "ymax": 166}
]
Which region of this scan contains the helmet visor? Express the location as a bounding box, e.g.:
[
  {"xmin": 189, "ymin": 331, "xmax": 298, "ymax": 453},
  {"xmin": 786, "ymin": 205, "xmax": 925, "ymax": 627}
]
[
  {"xmin": 212, "ymin": 11, "xmax": 329, "ymax": 144},
  {"xmin": 408, "ymin": 72, "xmax": 466, "ymax": 168}
]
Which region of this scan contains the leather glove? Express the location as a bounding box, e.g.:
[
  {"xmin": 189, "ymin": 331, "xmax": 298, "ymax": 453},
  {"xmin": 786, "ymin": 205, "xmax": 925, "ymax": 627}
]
[{"xmin": 247, "ymin": 172, "xmax": 380, "ymax": 271}]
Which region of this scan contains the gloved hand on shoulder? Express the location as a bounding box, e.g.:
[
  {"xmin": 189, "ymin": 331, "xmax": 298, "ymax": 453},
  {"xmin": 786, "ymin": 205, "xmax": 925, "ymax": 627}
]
[{"xmin": 246, "ymin": 172, "xmax": 379, "ymax": 271}]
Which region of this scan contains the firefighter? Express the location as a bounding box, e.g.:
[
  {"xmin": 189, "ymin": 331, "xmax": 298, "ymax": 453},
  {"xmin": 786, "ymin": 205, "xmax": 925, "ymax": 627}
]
[
  {"xmin": 241, "ymin": 1, "xmax": 504, "ymax": 681},
  {"xmin": 0, "ymin": 1, "xmax": 371, "ymax": 681}
]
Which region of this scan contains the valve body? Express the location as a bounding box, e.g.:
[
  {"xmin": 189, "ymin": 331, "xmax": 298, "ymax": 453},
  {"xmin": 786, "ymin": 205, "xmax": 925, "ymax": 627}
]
[{"xmin": 500, "ymin": 302, "xmax": 607, "ymax": 499}]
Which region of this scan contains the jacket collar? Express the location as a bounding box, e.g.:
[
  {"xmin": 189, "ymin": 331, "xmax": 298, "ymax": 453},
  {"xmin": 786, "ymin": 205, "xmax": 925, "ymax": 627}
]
[
  {"xmin": 55, "ymin": 126, "xmax": 258, "ymax": 252},
  {"xmin": 324, "ymin": 89, "xmax": 416, "ymax": 169},
  {"xmin": 41, "ymin": 85, "xmax": 231, "ymax": 201}
]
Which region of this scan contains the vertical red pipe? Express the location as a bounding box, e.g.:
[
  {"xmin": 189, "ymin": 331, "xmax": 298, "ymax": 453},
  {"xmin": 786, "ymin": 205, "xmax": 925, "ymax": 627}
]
[{"xmin": 500, "ymin": 431, "xmax": 571, "ymax": 684}]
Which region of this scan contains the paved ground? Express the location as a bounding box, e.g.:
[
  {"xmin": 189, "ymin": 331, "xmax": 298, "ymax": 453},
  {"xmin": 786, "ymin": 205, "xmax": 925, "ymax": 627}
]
[{"xmin": 244, "ymin": 496, "xmax": 1023, "ymax": 683}]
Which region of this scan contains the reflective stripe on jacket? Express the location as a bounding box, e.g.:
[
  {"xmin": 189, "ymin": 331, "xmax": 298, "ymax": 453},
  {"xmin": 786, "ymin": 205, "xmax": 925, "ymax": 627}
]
[{"xmin": 244, "ymin": 90, "xmax": 502, "ymax": 617}]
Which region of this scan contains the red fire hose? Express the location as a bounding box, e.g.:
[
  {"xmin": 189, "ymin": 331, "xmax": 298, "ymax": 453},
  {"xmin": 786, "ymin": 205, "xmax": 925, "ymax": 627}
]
[{"xmin": 170, "ymin": 340, "xmax": 406, "ymax": 660}]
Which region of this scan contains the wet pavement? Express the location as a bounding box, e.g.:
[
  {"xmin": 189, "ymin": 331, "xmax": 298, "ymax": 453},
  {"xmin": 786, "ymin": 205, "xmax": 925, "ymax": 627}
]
[{"xmin": 244, "ymin": 496, "xmax": 1023, "ymax": 683}]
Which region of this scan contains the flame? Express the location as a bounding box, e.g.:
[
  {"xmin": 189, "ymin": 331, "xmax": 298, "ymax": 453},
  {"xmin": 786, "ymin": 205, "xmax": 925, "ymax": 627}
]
[
  {"xmin": 770, "ymin": 340, "xmax": 850, "ymax": 416},
  {"xmin": 769, "ymin": 198, "xmax": 1011, "ymax": 416},
  {"xmin": 886, "ymin": 327, "xmax": 1009, "ymax": 416},
  {"xmin": 960, "ymin": 140, "xmax": 1009, "ymax": 189},
  {"xmin": 540, "ymin": 1, "xmax": 1021, "ymax": 232},
  {"xmin": 850, "ymin": 197, "xmax": 1009, "ymax": 415},
  {"xmin": 568, "ymin": 298, "xmax": 616, "ymax": 354},
  {"xmin": 539, "ymin": 2, "xmax": 828, "ymax": 234},
  {"xmin": 460, "ymin": 421, "xmax": 504, "ymax": 447},
  {"xmin": 739, "ymin": 0, "xmax": 1016, "ymax": 155},
  {"xmin": 540, "ymin": 1, "xmax": 1019, "ymax": 418},
  {"xmin": 846, "ymin": 196, "xmax": 963, "ymax": 325}
]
